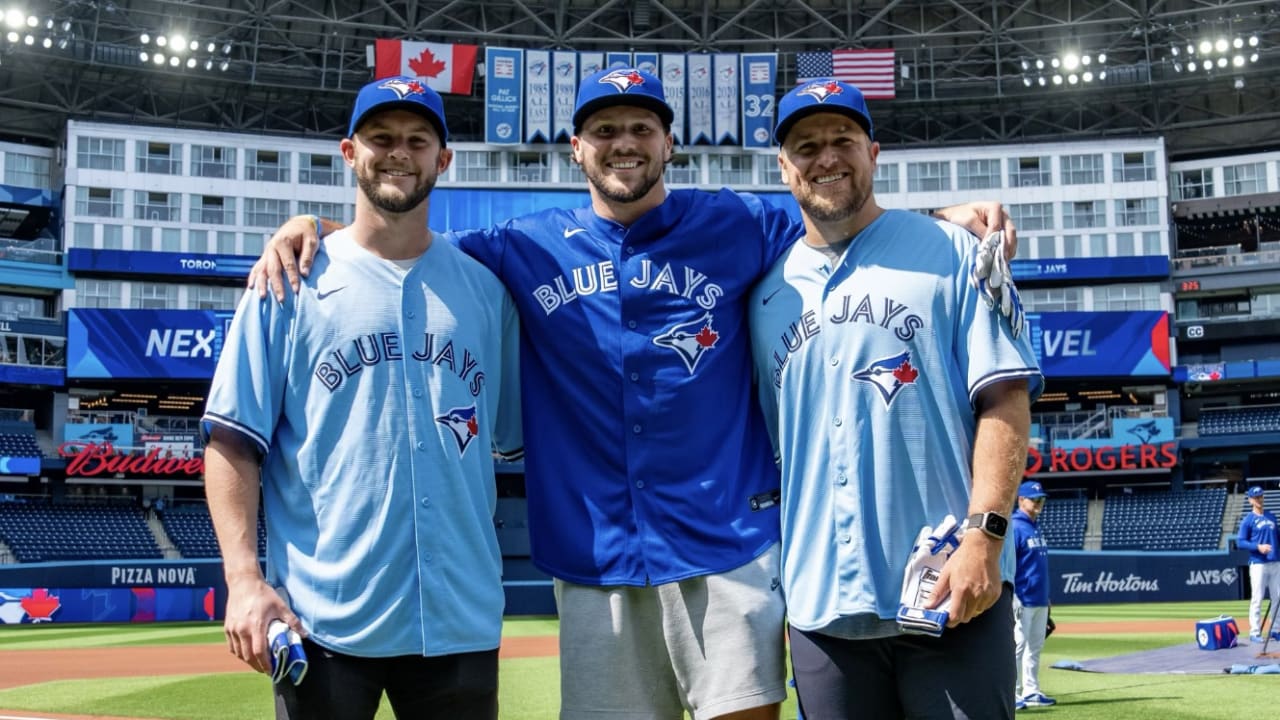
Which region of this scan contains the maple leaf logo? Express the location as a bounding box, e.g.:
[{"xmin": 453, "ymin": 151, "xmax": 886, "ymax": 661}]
[
  {"xmin": 20, "ymin": 588, "xmax": 60, "ymax": 621},
  {"xmin": 409, "ymin": 48, "xmax": 447, "ymax": 79},
  {"xmin": 695, "ymin": 325, "xmax": 719, "ymax": 348},
  {"xmin": 893, "ymin": 360, "xmax": 919, "ymax": 384},
  {"xmin": 466, "ymin": 416, "xmax": 479, "ymax": 437}
]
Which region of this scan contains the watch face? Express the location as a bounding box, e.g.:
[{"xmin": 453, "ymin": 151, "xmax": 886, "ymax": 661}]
[{"xmin": 986, "ymin": 513, "xmax": 1009, "ymax": 537}]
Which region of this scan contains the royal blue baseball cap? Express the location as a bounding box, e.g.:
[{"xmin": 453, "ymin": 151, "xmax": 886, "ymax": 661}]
[
  {"xmin": 1018, "ymin": 481, "xmax": 1047, "ymax": 500},
  {"xmin": 348, "ymin": 76, "xmax": 448, "ymax": 146},
  {"xmin": 572, "ymin": 67, "xmax": 674, "ymax": 133},
  {"xmin": 774, "ymin": 78, "xmax": 874, "ymax": 144},
  {"xmin": 1248, "ymin": 486, "xmax": 1265, "ymax": 498}
]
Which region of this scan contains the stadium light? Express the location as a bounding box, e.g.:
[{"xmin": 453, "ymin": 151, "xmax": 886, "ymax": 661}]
[
  {"xmin": 1018, "ymin": 49, "xmax": 1108, "ymax": 91},
  {"xmin": 1169, "ymin": 32, "xmax": 1261, "ymax": 75},
  {"xmin": 130, "ymin": 26, "xmax": 236, "ymax": 72}
]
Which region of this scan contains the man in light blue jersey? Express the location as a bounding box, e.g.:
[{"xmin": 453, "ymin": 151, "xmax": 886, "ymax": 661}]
[
  {"xmin": 203, "ymin": 77, "xmax": 522, "ymax": 720},
  {"xmin": 248, "ymin": 68, "xmax": 1020, "ymax": 720},
  {"xmin": 1238, "ymin": 485, "xmax": 1280, "ymax": 642},
  {"xmin": 750, "ymin": 78, "xmax": 1043, "ymax": 719}
]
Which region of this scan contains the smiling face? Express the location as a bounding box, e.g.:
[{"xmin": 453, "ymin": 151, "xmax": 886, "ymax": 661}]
[
  {"xmin": 778, "ymin": 111, "xmax": 879, "ymax": 226},
  {"xmin": 342, "ymin": 108, "xmax": 452, "ymax": 214},
  {"xmin": 571, "ymin": 105, "xmax": 672, "ymax": 211}
]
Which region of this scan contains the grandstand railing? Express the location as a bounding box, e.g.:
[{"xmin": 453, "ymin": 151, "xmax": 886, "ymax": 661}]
[
  {"xmin": 0, "ymin": 237, "xmax": 60, "ymax": 266},
  {"xmin": 1040, "ymin": 405, "xmax": 1165, "ymax": 441},
  {"xmin": 1172, "ymin": 246, "xmax": 1280, "ymax": 271}
]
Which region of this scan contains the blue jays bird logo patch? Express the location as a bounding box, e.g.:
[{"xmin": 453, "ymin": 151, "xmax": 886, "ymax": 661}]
[
  {"xmin": 653, "ymin": 312, "xmax": 720, "ymax": 374},
  {"xmin": 798, "ymin": 80, "xmax": 845, "ymax": 103},
  {"xmin": 379, "ymin": 77, "xmax": 428, "ymax": 99},
  {"xmin": 852, "ymin": 350, "xmax": 919, "ymax": 407},
  {"xmin": 436, "ymin": 405, "xmax": 480, "ymax": 457},
  {"xmin": 1126, "ymin": 420, "xmax": 1163, "ymax": 444},
  {"xmin": 599, "ymin": 68, "xmax": 649, "ymax": 93}
]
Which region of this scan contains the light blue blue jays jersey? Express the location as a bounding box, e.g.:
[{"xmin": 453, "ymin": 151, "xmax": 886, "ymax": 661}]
[
  {"xmin": 449, "ymin": 188, "xmax": 798, "ymax": 586},
  {"xmin": 1013, "ymin": 508, "xmax": 1050, "ymax": 606},
  {"xmin": 1238, "ymin": 511, "xmax": 1280, "ymax": 564},
  {"xmin": 748, "ymin": 210, "xmax": 1043, "ymax": 634},
  {"xmin": 203, "ymin": 229, "xmax": 522, "ymax": 657}
]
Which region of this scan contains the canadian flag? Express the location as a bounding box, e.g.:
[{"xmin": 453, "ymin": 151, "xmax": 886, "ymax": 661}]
[{"xmin": 374, "ymin": 39, "xmax": 479, "ymax": 95}]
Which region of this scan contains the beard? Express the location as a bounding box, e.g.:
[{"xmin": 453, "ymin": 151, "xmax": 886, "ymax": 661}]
[
  {"xmin": 356, "ymin": 166, "xmax": 436, "ymax": 214},
  {"xmin": 582, "ymin": 155, "xmax": 666, "ymax": 204},
  {"xmin": 792, "ymin": 172, "xmax": 872, "ymax": 224}
]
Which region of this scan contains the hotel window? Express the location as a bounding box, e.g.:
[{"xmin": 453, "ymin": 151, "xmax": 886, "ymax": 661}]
[
  {"xmin": 134, "ymin": 191, "xmax": 181, "ymax": 222},
  {"xmin": 1061, "ymin": 200, "xmax": 1104, "ymax": 229},
  {"xmin": 757, "ymin": 155, "xmax": 782, "ymax": 186},
  {"xmin": 873, "ymin": 163, "xmax": 900, "ymax": 194},
  {"xmin": 76, "ymin": 137, "xmax": 124, "ymax": 171},
  {"xmin": 1031, "ymin": 236, "xmax": 1056, "ymax": 259},
  {"xmin": 217, "ymin": 231, "xmax": 237, "ymax": 254},
  {"xmin": 667, "ymin": 155, "xmax": 701, "ymax": 185},
  {"xmin": 1062, "ymin": 235, "xmax": 1083, "ymax": 257},
  {"xmin": 1009, "ymin": 203, "xmax": 1053, "ymax": 231},
  {"xmin": 243, "ymin": 233, "xmax": 266, "ymax": 256},
  {"xmin": 247, "ymin": 149, "xmax": 290, "ymax": 182},
  {"xmin": 1087, "ymin": 234, "xmax": 1108, "ymax": 256},
  {"xmin": 245, "ymin": 198, "xmax": 290, "ymax": 228},
  {"xmin": 1112, "ymin": 151, "xmax": 1155, "ymax": 182},
  {"xmin": 135, "ymin": 141, "xmax": 182, "ymax": 175},
  {"xmin": 1060, "ymin": 153, "xmax": 1104, "ymax": 185},
  {"xmin": 72, "ymin": 223, "xmax": 94, "ymax": 248},
  {"xmin": 1116, "ymin": 197, "xmax": 1159, "ymax": 226},
  {"xmin": 907, "ymin": 161, "xmax": 950, "ymax": 192},
  {"xmin": 298, "ymin": 202, "xmax": 344, "ymax": 224},
  {"xmin": 190, "ymin": 195, "xmax": 236, "ymax": 225},
  {"xmin": 1223, "ymin": 162, "xmax": 1267, "ymax": 196},
  {"xmin": 1021, "ymin": 287, "xmax": 1083, "ymax": 313},
  {"xmin": 133, "ymin": 283, "xmax": 178, "ymax": 309},
  {"xmin": 188, "ymin": 230, "xmax": 208, "ymax": 253},
  {"xmin": 1115, "ymin": 232, "xmax": 1135, "ymax": 256},
  {"xmin": 454, "ymin": 151, "xmax": 501, "ymax": 182},
  {"xmin": 160, "ymin": 228, "xmax": 182, "ymax": 252},
  {"xmin": 709, "ymin": 155, "xmax": 752, "ymax": 186},
  {"xmin": 101, "ymin": 225, "xmax": 124, "ymax": 250},
  {"xmin": 75, "ymin": 279, "xmax": 122, "ymax": 308},
  {"xmin": 956, "ymin": 159, "xmax": 1001, "ymax": 190},
  {"xmin": 1095, "ymin": 283, "xmax": 1159, "ymax": 311},
  {"xmin": 1174, "ymin": 168, "xmax": 1213, "ymax": 200},
  {"xmin": 191, "ymin": 145, "xmax": 237, "ymax": 179},
  {"xmin": 1141, "ymin": 231, "xmax": 1162, "ymax": 255},
  {"xmin": 4, "ymin": 152, "xmax": 51, "ymax": 188},
  {"xmin": 192, "ymin": 285, "xmax": 241, "ymax": 310},
  {"xmin": 557, "ymin": 154, "xmax": 585, "ymax": 184},
  {"xmin": 76, "ymin": 187, "xmax": 122, "ymax": 217},
  {"xmin": 1009, "ymin": 156, "xmax": 1051, "ymax": 187},
  {"xmin": 511, "ymin": 152, "xmax": 550, "ymax": 183},
  {"xmin": 132, "ymin": 226, "xmax": 155, "ymax": 251},
  {"xmin": 299, "ymin": 153, "xmax": 344, "ymax": 186}
]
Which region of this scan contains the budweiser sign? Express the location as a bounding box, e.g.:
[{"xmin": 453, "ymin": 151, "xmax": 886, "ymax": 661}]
[{"xmin": 58, "ymin": 442, "xmax": 204, "ymax": 477}]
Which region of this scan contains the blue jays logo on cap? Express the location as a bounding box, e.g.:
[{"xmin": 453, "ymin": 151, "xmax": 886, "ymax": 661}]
[
  {"xmin": 774, "ymin": 77, "xmax": 874, "ymax": 144},
  {"xmin": 348, "ymin": 76, "xmax": 449, "ymax": 145},
  {"xmin": 1248, "ymin": 486, "xmax": 1265, "ymax": 498},
  {"xmin": 852, "ymin": 349, "xmax": 918, "ymax": 407},
  {"xmin": 1018, "ymin": 480, "xmax": 1047, "ymax": 499},
  {"xmin": 573, "ymin": 67, "xmax": 675, "ymax": 132},
  {"xmin": 653, "ymin": 312, "xmax": 721, "ymax": 374},
  {"xmin": 436, "ymin": 405, "xmax": 479, "ymax": 457}
]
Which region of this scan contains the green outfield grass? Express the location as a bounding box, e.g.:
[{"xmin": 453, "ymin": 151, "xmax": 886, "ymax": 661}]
[{"xmin": 0, "ymin": 603, "xmax": 1275, "ymax": 719}]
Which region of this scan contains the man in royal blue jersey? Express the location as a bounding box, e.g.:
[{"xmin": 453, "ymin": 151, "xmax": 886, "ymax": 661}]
[
  {"xmin": 750, "ymin": 78, "xmax": 1042, "ymax": 719},
  {"xmin": 1239, "ymin": 485, "xmax": 1280, "ymax": 642},
  {"xmin": 1012, "ymin": 481, "xmax": 1054, "ymax": 709},
  {"xmin": 248, "ymin": 68, "xmax": 1019, "ymax": 719}
]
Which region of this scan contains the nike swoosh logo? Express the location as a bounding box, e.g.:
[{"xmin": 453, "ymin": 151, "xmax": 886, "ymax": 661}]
[
  {"xmin": 563, "ymin": 228, "xmax": 588, "ymax": 238},
  {"xmin": 317, "ymin": 287, "xmax": 346, "ymax": 300},
  {"xmin": 761, "ymin": 288, "xmax": 783, "ymax": 305}
]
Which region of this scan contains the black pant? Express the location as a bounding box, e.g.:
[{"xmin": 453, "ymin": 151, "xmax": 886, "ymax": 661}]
[
  {"xmin": 274, "ymin": 638, "xmax": 499, "ymax": 720},
  {"xmin": 790, "ymin": 585, "xmax": 1015, "ymax": 720}
]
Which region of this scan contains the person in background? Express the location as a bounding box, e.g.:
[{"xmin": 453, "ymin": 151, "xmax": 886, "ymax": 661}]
[
  {"xmin": 1012, "ymin": 480, "xmax": 1054, "ymax": 710},
  {"xmin": 1238, "ymin": 485, "xmax": 1280, "ymax": 642}
]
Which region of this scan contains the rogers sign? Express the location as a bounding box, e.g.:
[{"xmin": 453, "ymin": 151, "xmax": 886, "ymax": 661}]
[
  {"xmin": 1025, "ymin": 442, "xmax": 1177, "ymax": 475},
  {"xmin": 58, "ymin": 442, "xmax": 204, "ymax": 477}
]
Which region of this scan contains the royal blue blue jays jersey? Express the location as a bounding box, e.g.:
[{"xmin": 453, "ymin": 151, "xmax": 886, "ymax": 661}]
[
  {"xmin": 448, "ymin": 188, "xmax": 798, "ymax": 585},
  {"xmin": 203, "ymin": 231, "xmax": 523, "ymax": 657},
  {"xmin": 749, "ymin": 210, "xmax": 1043, "ymax": 632},
  {"xmin": 1238, "ymin": 511, "xmax": 1280, "ymax": 564},
  {"xmin": 1013, "ymin": 509, "xmax": 1050, "ymax": 606}
]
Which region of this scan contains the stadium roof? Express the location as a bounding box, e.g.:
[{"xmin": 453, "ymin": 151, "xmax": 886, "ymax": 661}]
[{"xmin": 0, "ymin": 0, "xmax": 1276, "ymax": 156}]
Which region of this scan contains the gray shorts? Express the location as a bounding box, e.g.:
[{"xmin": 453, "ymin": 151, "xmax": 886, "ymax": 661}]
[{"xmin": 555, "ymin": 543, "xmax": 787, "ymax": 720}]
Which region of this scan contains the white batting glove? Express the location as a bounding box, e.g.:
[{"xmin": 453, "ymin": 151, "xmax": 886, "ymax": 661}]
[
  {"xmin": 897, "ymin": 514, "xmax": 965, "ymax": 636},
  {"xmin": 969, "ymin": 231, "xmax": 1026, "ymax": 339}
]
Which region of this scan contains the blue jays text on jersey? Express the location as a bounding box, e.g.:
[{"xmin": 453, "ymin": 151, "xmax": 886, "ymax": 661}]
[
  {"xmin": 447, "ymin": 188, "xmax": 800, "ymax": 586},
  {"xmin": 1013, "ymin": 508, "xmax": 1051, "ymax": 607},
  {"xmin": 748, "ymin": 210, "xmax": 1043, "ymax": 635},
  {"xmin": 314, "ymin": 330, "xmax": 487, "ymax": 397},
  {"xmin": 203, "ymin": 230, "xmax": 522, "ymax": 658}
]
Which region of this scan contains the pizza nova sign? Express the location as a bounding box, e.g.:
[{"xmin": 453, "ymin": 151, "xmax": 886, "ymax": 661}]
[{"xmin": 1024, "ymin": 442, "xmax": 1177, "ymax": 475}]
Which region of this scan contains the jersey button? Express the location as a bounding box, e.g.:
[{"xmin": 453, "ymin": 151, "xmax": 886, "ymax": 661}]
[
  {"xmin": 406, "ymin": 310, "xmax": 415, "ymax": 319},
  {"xmin": 840, "ymin": 534, "xmax": 851, "ymax": 544},
  {"xmin": 630, "ymin": 372, "xmax": 639, "ymax": 382},
  {"xmin": 625, "ymin": 246, "xmax": 635, "ymax": 254},
  {"xmin": 421, "ymin": 496, "xmax": 431, "ymax": 508},
  {"xmin": 632, "ymin": 424, "xmax": 642, "ymax": 434},
  {"xmin": 833, "ymin": 417, "xmax": 843, "ymax": 427},
  {"xmin": 836, "ymin": 473, "xmax": 847, "ymax": 486},
  {"xmin": 416, "ymin": 441, "xmax": 426, "ymax": 451},
  {"xmin": 412, "ymin": 388, "xmax": 423, "ymax": 398},
  {"xmin": 635, "ymin": 480, "xmax": 645, "ymax": 489},
  {"xmin": 830, "ymin": 357, "xmax": 839, "ymax": 367},
  {"xmin": 627, "ymin": 320, "xmax": 637, "ymax": 329}
]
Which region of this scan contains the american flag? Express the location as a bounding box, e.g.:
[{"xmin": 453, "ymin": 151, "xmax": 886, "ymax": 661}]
[{"xmin": 796, "ymin": 49, "xmax": 896, "ymax": 99}]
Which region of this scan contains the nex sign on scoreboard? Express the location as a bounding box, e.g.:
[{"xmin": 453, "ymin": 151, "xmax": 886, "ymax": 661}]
[{"xmin": 144, "ymin": 328, "xmax": 215, "ymax": 358}]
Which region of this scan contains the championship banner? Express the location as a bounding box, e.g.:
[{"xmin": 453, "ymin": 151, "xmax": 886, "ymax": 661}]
[
  {"xmin": 633, "ymin": 52, "xmax": 658, "ymax": 78},
  {"xmin": 578, "ymin": 52, "xmax": 604, "ymax": 79},
  {"xmin": 1027, "ymin": 311, "xmax": 1170, "ymax": 378},
  {"xmin": 606, "ymin": 52, "xmax": 632, "ymax": 68},
  {"xmin": 524, "ymin": 50, "xmax": 552, "ymax": 143},
  {"xmin": 740, "ymin": 53, "xmax": 777, "ymax": 148},
  {"xmin": 552, "ymin": 51, "xmax": 578, "ymax": 143},
  {"xmin": 373, "ymin": 40, "xmax": 478, "ymax": 95},
  {"xmin": 712, "ymin": 53, "xmax": 740, "ymax": 145},
  {"xmin": 687, "ymin": 54, "xmax": 713, "ymax": 145},
  {"xmin": 661, "ymin": 53, "xmax": 688, "ymax": 144},
  {"xmin": 484, "ymin": 47, "xmax": 523, "ymax": 145},
  {"xmin": 66, "ymin": 309, "xmax": 234, "ymax": 380}
]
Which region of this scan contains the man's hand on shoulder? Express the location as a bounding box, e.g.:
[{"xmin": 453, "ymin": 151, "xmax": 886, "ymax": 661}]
[{"xmin": 249, "ymin": 214, "xmax": 337, "ymax": 302}]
